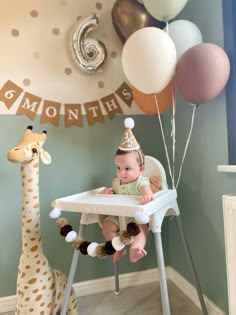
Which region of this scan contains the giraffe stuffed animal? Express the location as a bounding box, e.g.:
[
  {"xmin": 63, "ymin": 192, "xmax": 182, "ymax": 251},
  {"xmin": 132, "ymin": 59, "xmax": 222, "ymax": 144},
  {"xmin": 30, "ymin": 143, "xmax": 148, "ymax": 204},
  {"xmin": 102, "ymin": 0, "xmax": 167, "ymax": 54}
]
[{"xmin": 7, "ymin": 126, "xmax": 79, "ymax": 315}]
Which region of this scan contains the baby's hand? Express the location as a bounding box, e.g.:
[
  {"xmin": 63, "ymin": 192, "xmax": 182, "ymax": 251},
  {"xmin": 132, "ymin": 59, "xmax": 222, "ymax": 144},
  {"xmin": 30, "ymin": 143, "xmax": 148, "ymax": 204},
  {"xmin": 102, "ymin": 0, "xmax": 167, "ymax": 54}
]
[
  {"xmin": 100, "ymin": 187, "xmax": 114, "ymax": 194},
  {"xmin": 141, "ymin": 194, "xmax": 155, "ymax": 205}
]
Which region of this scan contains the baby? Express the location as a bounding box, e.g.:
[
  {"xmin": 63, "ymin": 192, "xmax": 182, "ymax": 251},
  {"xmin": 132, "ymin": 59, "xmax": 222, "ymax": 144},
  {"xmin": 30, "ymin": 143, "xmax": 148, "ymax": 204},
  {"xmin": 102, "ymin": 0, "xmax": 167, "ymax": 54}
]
[{"xmin": 101, "ymin": 118, "xmax": 154, "ymax": 263}]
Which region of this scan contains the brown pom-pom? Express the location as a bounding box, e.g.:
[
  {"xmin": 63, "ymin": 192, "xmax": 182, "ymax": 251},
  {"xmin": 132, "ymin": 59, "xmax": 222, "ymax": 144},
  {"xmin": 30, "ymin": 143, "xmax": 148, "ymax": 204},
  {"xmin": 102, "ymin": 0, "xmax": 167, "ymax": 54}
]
[
  {"xmin": 72, "ymin": 236, "xmax": 85, "ymax": 250},
  {"xmin": 79, "ymin": 241, "xmax": 91, "ymax": 255},
  {"xmin": 56, "ymin": 217, "xmax": 69, "ymax": 229},
  {"xmin": 127, "ymin": 222, "xmax": 140, "ymax": 236},
  {"xmin": 119, "ymin": 230, "xmax": 133, "ymax": 245},
  {"xmin": 60, "ymin": 224, "xmax": 73, "ymax": 236},
  {"xmin": 96, "ymin": 244, "xmax": 107, "ymax": 259},
  {"xmin": 104, "ymin": 241, "xmax": 116, "ymax": 255}
]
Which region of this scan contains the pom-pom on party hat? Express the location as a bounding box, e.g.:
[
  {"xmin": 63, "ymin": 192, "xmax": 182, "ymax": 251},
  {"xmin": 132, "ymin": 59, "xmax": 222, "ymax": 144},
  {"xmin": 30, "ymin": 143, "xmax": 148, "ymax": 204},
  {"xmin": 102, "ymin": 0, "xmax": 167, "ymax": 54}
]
[{"xmin": 119, "ymin": 117, "xmax": 140, "ymax": 151}]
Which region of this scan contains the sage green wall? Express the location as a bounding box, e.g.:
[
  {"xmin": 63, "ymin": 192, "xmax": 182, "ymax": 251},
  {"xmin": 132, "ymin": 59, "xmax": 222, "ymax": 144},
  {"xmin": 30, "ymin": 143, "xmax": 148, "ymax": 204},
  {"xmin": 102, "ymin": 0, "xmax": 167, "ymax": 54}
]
[
  {"xmin": 168, "ymin": 0, "xmax": 230, "ymax": 313},
  {"xmin": 0, "ymin": 114, "xmax": 167, "ymax": 297}
]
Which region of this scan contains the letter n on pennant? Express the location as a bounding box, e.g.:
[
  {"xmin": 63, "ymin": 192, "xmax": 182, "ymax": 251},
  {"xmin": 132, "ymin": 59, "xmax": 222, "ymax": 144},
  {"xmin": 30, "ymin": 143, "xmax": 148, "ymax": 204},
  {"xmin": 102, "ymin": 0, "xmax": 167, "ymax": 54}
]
[
  {"xmin": 101, "ymin": 93, "xmax": 123, "ymax": 119},
  {"xmin": 0, "ymin": 80, "xmax": 23, "ymax": 110},
  {"xmin": 40, "ymin": 100, "xmax": 61, "ymax": 126},
  {"xmin": 84, "ymin": 101, "xmax": 103, "ymax": 125},
  {"xmin": 16, "ymin": 92, "xmax": 42, "ymax": 120},
  {"xmin": 64, "ymin": 104, "xmax": 82, "ymax": 128},
  {"xmin": 115, "ymin": 82, "xmax": 133, "ymax": 108}
]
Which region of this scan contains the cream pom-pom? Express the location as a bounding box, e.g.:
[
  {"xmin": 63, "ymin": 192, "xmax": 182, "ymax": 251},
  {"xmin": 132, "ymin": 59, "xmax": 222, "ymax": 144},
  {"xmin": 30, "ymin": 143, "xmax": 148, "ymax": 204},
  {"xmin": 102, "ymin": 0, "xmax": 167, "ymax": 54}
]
[
  {"xmin": 124, "ymin": 117, "xmax": 134, "ymax": 129},
  {"xmin": 87, "ymin": 242, "xmax": 99, "ymax": 257},
  {"xmin": 65, "ymin": 230, "xmax": 77, "ymax": 242},
  {"xmin": 112, "ymin": 236, "xmax": 125, "ymax": 251},
  {"xmin": 49, "ymin": 207, "xmax": 61, "ymax": 219},
  {"xmin": 135, "ymin": 211, "xmax": 150, "ymax": 224}
]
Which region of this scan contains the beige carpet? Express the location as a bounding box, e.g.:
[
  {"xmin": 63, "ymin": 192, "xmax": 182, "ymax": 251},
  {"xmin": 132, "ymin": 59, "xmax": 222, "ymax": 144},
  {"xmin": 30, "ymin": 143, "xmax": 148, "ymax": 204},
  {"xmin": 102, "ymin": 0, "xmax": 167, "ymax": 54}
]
[{"xmin": 2, "ymin": 280, "xmax": 203, "ymax": 315}]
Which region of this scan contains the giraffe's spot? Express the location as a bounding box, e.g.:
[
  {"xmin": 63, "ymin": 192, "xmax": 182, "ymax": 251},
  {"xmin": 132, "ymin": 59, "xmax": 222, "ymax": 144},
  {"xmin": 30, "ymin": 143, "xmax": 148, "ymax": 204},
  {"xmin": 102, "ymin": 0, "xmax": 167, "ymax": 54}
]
[
  {"xmin": 36, "ymin": 260, "xmax": 41, "ymax": 264},
  {"xmin": 33, "ymin": 203, "xmax": 39, "ymax": 209},
  {"xmin": 24, "ymin": 286, "xmax": 29, "ymax": 290},
  {"xmin": 35, "ymin": 223, "xmax": 39, "ymax": 228},
  {"xmin": 40, "ymin": 311, "xmax": 45, "ymax": 315},
  {"xmin": 43, "ymin": 271, "xmax": 48, "ymax": 275},
  {"xmin": 28, "ymin": 188, "xmax": 33, "ymax": 192},
  {"xmin": 35, "ymin": 294, "xmax": 42, "ymax": 301},
  {"xmin": 21, "ymin": 272, "xmax": 26, "ymax": 278},
  {"xmin": 18, "ymin": 290, "xmax": 24, "ymax": 297},
  {"xmin": 40, "ymin": 302, "xmax": 45, "ymax": 307},
  {"xmin": 26, "ymin": 219, "xmax": 32, "ymax": 223},
  {"xmin": 29, "ymin": 308, "xmax": 34, "ymax": 312},
  {"xmin": 42, "ymin": 285, "xmax": 46, "ymax": 290},
  {"xmin": 47, "ymin": 302, "xmax": 52, "ymax": 308},
  {"xmin": 25, "ymin": 201, "xmax": 30, "ymax": 204},
  {"xmin": 33, "ymin": 162, "xmax": 39, "ymax": 168},
  {"xmin": 26, "ymin": 229, "xmax": 31, "ymax": 233},
  {"xmin": 31, "ymin": 245, "xmax": 38, "ymax": 252},
  {"xmin": 33, "ymin": 195, "xmax": 38, "ymax": 199},
  {"xmin": 33, "ymin": 288, "xmax": 39, "ymax": 293},
  {"xmin": 28, "ymin": 278, "xmax": 37, "ymax": 284},
  {"xmin": 25, "ymin": 297, "xmax": 30, "ymax": 301},
  {"xmin": 28, "ymin": 178, "xmax": 33, "ymax": 182},
  {"xmin": 26, "ymin": 265, "xmax": 30, "ymax": 269},
  {"xmin": 36, "ymin": 268, "xmax": 40, "ymax": 273},
  {"xmin": 30, "ymin": 237, "xmax": 36, "ymax": 241},
  {"xmin": 57, "ymin": 292, "xmax": 62, "ymax": 300},
  {"xmin": 50, "ymin": 283, "xmax": 55, "ymax": 290}
]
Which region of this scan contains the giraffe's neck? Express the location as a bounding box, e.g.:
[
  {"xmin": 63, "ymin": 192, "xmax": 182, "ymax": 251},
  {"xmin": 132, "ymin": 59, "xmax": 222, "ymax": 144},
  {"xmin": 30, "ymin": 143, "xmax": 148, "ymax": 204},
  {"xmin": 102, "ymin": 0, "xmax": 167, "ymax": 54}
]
[{"xmin": 21, "ymin": 159, "xmax": 43, "ymax": 258}]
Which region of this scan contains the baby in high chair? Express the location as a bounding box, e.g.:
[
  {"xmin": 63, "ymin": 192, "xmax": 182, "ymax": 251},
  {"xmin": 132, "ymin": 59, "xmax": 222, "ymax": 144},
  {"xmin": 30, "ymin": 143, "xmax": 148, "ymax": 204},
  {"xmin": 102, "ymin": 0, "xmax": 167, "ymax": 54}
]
[{"xmin": 101, "ymin": 118, "xmax": 154, "ymax": 263}]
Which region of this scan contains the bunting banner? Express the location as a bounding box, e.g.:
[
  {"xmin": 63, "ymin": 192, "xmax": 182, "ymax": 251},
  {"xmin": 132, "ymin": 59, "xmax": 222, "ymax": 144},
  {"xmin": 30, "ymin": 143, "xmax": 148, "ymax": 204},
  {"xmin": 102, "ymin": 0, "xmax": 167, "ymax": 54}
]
[{"xmin": 0, "ymin": 80, "xmax": 134, "ymax": 127}]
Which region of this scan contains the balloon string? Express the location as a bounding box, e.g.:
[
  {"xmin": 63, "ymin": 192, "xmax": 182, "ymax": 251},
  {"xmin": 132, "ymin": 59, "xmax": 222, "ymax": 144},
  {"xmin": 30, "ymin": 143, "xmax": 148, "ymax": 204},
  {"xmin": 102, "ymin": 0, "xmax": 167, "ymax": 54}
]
[
  {"xmin": 153, "ymin": 94, "xmax": 174, "ymax": 188},
  {"xmin": 176, "ymin": 104, "xmax": 197, "ymax": 189},
  {"xmin": 171, "ymin": 89, "xmax": 176, "ymax": 188}
]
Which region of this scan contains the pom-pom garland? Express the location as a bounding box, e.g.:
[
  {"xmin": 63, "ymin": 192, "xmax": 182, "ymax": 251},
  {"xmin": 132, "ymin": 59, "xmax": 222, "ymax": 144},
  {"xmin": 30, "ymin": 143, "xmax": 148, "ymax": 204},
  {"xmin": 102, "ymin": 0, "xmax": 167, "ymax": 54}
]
[{"xmin": 49, "ymin": 208, "xmax": 142, "ymax": 259}]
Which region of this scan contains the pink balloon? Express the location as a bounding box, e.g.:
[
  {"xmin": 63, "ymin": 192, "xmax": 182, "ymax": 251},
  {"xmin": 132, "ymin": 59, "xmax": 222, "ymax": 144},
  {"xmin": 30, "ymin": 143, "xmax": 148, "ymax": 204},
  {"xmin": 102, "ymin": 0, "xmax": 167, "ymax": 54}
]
[{"xmin": 175, "ymin": 43, "xmax": 230, "ymax": 104}]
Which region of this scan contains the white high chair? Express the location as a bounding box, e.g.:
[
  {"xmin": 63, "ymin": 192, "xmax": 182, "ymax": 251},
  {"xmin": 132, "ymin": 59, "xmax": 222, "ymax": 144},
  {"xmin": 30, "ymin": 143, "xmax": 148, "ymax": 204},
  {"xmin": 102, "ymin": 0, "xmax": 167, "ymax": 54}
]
[{"xmin": 52, "ymin": 156, "xmax": 208, "ymax": 315}]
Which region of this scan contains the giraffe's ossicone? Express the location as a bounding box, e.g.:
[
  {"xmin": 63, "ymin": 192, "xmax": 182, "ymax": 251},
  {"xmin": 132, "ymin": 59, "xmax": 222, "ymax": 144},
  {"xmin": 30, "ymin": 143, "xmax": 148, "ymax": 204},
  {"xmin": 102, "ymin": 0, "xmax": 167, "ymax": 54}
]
[{"xmin": 7, "ymin": 126, "xmax": 79, "ymax": 315}]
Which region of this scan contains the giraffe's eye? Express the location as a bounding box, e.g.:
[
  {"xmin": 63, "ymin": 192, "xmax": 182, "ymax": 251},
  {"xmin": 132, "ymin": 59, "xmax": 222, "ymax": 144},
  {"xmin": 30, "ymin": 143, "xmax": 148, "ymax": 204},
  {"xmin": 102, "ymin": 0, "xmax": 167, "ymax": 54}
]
[{"xmin": 32, "ymin": 148, "xmax": 37, "ymax": 153}]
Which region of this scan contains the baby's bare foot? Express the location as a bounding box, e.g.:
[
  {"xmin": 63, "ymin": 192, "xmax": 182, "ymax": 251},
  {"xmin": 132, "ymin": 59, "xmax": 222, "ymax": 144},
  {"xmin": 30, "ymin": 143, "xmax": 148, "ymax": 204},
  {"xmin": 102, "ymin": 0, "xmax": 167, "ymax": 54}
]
[
  {"xmin": 130, "ymin": 247, "xmax": 147, "ymax": 263},
  {"xmin": 113, "ymin": 248, "xmax": 127, "ymax": 263}
]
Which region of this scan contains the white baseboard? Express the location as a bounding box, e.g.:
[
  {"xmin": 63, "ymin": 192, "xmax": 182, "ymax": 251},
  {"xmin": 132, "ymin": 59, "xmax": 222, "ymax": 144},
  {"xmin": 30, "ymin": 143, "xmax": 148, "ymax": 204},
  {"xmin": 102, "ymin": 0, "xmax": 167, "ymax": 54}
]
[{"xmin": 0, "ymin": 267, "xmax": 226, "ymax": 314}]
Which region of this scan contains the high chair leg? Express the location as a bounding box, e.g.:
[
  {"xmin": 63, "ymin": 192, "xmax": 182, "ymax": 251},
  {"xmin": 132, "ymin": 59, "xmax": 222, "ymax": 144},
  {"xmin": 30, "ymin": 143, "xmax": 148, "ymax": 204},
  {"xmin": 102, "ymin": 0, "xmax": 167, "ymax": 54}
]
[
  {"xmin": 176, "ymin": 216, "xmax": 208, "ymax": 315},
  {"xmin": 60, "ymin": 224, "xmax": 86, "ymax": 315},
  {"xmin": 154, "ymin": 231, "xmax": 171, "ymax": 315},
  {"xmin": 114, "ymin": 262, "xmax": 120, "ymax": 295}
]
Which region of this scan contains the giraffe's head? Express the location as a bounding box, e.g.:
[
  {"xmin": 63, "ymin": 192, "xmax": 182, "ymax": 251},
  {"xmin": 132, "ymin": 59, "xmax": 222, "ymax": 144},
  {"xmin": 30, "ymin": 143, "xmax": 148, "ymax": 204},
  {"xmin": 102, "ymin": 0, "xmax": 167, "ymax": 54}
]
[{"xmin": 7, "ymin": 126, "xmax": 51, "ymax": 164}]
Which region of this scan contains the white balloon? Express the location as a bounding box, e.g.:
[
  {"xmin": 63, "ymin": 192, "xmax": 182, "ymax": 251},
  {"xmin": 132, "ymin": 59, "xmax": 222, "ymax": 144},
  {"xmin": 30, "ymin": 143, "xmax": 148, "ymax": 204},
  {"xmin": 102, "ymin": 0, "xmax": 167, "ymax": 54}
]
[
  {"xmin": 143, "ymin": 0, "xmax": 188, "ymax": 21},
  {"xmin": 122, "ymin": 27, "xmax": 177, "ymax": 94},
  {"xmin": 164, "ymin": 20, "xmax": 203, "ymax": 61}
]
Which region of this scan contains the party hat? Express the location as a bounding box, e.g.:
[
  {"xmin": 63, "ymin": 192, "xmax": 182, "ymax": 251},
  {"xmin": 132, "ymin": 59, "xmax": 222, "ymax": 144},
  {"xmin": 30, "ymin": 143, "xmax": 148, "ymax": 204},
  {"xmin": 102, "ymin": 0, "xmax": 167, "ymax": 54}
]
[{"xmin": 119, "ymin": 118, "xmax": 140, "ymax": 151}]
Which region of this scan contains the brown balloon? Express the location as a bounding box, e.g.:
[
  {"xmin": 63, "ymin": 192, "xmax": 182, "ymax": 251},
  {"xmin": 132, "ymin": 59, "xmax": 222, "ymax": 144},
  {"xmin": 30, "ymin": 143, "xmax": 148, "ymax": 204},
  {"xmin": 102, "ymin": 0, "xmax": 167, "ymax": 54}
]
[
  {"xmin": 132, "ymin": 80, "xmax": 175, "ymax": 115},
  {"xmin": 112, "ymin": 0, "xmax": 165, "ymax": 44}
]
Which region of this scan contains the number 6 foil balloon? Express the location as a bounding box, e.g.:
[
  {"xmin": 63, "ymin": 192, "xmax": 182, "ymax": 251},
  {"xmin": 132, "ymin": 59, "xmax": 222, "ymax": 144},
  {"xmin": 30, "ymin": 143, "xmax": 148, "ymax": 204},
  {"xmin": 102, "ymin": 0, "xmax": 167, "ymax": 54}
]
[{"xmin": 72, "ymin": 13, "xmax": 107, "ymax": 74}]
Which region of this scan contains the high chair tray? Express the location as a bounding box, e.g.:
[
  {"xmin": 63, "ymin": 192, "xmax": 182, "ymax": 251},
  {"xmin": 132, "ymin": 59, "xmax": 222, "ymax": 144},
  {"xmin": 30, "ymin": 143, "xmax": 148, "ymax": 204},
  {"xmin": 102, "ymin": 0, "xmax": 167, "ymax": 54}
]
[{"xmin": 52, "ymin": 188, "xmax": 178, "ymax": 217}]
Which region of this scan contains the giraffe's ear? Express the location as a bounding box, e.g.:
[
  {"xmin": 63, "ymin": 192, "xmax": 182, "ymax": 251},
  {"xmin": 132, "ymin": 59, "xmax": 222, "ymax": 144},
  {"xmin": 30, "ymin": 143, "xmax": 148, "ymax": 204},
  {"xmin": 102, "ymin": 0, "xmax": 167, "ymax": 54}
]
[{"xmin": 40, "ymin": 149, "xmax": 52, "ymax": 164}]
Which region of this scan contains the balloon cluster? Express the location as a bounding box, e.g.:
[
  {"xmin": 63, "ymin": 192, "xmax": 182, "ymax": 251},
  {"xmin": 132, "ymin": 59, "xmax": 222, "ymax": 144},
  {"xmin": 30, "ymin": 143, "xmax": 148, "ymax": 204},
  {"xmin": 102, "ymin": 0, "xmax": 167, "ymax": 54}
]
[{"xmin": 111, "ymin": 0, "xmax": 230, "ymax": 111}]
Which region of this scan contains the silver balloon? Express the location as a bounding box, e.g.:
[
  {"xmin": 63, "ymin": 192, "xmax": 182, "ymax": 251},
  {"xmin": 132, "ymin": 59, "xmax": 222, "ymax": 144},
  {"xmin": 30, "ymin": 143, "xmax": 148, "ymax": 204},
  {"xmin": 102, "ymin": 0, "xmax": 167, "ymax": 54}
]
[{"xmin": 72, "ymin": 13, "xmax": 107, "ymax": 74}]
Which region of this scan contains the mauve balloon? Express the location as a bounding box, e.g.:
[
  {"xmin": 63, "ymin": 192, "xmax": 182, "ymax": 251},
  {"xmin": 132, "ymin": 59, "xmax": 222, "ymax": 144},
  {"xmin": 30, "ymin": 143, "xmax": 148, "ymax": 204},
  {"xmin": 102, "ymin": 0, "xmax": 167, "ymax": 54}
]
[
  {"xmin": 175, "ymin": 43, "xmax": 230, "ymax": 104},
  {"xmin": 112, "ymin": 0, "xmax": 165, "ymax": 44}
]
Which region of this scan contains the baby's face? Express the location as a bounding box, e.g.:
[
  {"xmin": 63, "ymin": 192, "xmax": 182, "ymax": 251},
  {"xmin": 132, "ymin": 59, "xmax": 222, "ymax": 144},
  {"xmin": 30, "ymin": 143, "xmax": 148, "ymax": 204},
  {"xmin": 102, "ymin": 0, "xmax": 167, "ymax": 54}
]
[{"xmin": 115, "ymin": 152, "xmax": 143, "ymax": 184}]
